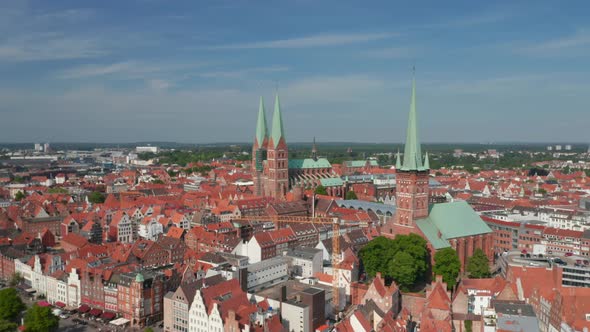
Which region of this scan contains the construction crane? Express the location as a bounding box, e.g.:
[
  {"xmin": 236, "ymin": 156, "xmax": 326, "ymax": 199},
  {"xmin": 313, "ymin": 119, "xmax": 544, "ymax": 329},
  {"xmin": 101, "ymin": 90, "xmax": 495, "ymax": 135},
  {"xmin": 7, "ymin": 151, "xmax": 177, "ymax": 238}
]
[{"xmin": 234, "ymin": 214, "xmax": 356, "ymax": 316}]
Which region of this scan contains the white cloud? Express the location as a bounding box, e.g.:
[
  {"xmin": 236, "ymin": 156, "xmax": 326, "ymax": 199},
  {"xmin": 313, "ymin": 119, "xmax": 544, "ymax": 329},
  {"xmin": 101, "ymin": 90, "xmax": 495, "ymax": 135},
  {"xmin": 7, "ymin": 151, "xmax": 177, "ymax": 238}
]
[
  {"xmin": 363, "ymin": 47, "xmax": 414, "ymax": 59},
  {"xmin": 148, "ymin": 79, "xmax": 172, "ymax": 91},
  {"xmin": 204, "ymin": 32, "xmax": 397, "ymax": 50},
  {"xmin": 57, "ymin": 61, "xmax": 211, "ymax": 81},
  {"xmin": 58, "ymin": 62, "xmax": 139, "ymax": 79},
  {"xmin": 199, "ymin": 66, "xmax": 289, "ymax": 78},
  {"xmin": 0, "ymin": 33, "xmax": 106, "ymax": 62},
  {"xmin": 517, "ymin": 29, "xmax": 590, "ymax": 55},
  {"xmin": 282, "ymin": 75, "xmax": 386, "ymax": 106}
]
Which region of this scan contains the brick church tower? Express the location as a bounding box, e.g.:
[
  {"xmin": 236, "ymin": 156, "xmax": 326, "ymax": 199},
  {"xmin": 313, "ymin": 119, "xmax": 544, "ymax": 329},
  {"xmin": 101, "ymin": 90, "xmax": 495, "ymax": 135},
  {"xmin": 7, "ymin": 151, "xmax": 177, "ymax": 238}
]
[
  {"xmin": 252, "ymin": 97, "xmax": 268, "ymax": 196},
  {"xmin": 266, "ymin": 94, "xmax": 289, "ymax": 199},
  {"xmin": 251, "ymin": 94, "xmax": 289, "ymax": 200},
  {"xmin": 384, "ymin": 76, "xmax": 430, "ymax": 237}
]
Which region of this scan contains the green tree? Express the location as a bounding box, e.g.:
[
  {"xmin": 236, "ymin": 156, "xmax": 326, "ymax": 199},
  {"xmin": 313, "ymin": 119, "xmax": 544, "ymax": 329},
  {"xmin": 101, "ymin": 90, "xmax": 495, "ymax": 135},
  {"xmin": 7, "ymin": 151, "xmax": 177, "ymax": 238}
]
[
  {"xmin": 388, "ymin": 251, "xmax": 418, "ymax": 291},
  {"xmin": 345, "ymin": 191, "xmax": 357, "ymax": 200},
  {"xmin": 87, "ymin": 191, "xmax": 105, "ymax": 204},
  {"xmin": 14, "ymin": 191, "xmax": 25, "ymax": 201},
  {"xmin": 465, "ymin": 320, "xmax": 472, "ymax": 332},
  {"xmin": 144, "ymin": 328, "xmax": 154, "ymax": 332},
  {"xmin": 24, "ymin": 304, "xmax": 59, "ymax": 332},
  {"xmin": 8, "ymin": 273, "xmax": 23, "ymax": 288},
  {"xmin": 152, "ymin": 179, "xmax": 165, "ymax": 184},
  {"xmin": 314, "ymin": 185, "xmax": 328, "ymax": 195},
  {"xmin": 47, "ymin": 188, "xmax": 67, "ymax": 194},
  {"xmin": 359, "ymin": 234, "xmax": 429, "ymax": 291},
  {"xmin": 433, "ymin": 248, "xmax": 461, "ymax": 290},
  {"xmin": 467, "ymin": 249, "xmax": 491, "ymax": 278},
  {"xmin": 0, "ymin": 288, "xmax": 26, "ymax": 322},
  {"xmin": 0, "ymin": 320, "xmax": 18, "ymax": 332}
]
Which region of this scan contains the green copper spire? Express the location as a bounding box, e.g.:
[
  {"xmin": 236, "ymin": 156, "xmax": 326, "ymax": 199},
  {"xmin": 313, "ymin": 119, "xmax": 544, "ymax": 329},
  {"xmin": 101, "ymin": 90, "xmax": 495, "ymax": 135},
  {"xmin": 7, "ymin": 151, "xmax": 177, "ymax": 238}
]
[
  {"xmin": 255, "ymin": 96, "xmax": 268, "ymax": 147},
  {"xmin": 270, "ymin": 93, "xmax": 285, "ymax": 148},
  {"xmin": 423, "ymin": 152, "xmax": 430, "ymax": 169},
  {"xmin": 401, "ymin": 74, "xmax": 425, "ymax": 171},
  {"xmin": 395, "ymin": 149, "xmax": 401, "ymax": 169}
]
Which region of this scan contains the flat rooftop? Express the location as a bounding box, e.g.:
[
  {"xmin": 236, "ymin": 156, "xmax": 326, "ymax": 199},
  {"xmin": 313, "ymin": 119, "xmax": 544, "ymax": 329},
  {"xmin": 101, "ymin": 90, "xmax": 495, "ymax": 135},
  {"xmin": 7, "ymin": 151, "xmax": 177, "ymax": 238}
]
[
  {"xmin": 254, "ymin": 279, "xmax": 332, "ymax": 303},
  {"xmin": 502, "ymin": 250, "xmax": 590, "ymax": 269}
]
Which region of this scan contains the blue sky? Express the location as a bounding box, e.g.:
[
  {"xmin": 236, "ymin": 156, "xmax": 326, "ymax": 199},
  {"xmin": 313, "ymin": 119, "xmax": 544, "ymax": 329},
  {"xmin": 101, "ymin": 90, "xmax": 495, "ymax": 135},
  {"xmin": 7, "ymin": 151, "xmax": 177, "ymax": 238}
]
[{"xmin": 1, "ymin": 0, "xmax": 589, "ymax": 143}]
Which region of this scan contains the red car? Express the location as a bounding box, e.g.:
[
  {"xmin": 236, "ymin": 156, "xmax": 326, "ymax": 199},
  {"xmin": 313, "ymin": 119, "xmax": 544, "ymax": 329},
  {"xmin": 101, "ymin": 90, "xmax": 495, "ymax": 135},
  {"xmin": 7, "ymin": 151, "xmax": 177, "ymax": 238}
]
[{"xmin": 565, "ymin": 252, "xmax": 573, "ymax": 257}]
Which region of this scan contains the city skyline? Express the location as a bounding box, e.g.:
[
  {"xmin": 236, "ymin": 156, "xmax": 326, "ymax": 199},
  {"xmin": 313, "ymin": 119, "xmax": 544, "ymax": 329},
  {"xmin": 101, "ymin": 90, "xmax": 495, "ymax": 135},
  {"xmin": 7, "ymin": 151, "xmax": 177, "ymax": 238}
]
[{"xmin": 1, "ymin": 1, "xmax": 589, "ymax": 143}]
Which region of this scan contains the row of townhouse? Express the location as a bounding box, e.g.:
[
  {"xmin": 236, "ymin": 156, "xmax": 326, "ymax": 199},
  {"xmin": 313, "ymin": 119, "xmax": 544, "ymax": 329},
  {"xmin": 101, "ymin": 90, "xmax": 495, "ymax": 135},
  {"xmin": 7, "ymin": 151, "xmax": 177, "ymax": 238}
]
[
  {"xmin": 14, "ymin": 254, "xmax": 82, "ymax": 308},
  {"xmin": 483, "ymin": 215, "xmax": 590, "ymax": 257}
]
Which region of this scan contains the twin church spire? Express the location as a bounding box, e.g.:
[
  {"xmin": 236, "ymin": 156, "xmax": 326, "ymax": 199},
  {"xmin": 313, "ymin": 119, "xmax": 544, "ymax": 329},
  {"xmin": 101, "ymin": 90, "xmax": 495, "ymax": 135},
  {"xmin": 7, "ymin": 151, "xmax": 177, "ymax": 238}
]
[{"xmin": 254, "ymin": 94, "xmax": 285, "ymax": 149}]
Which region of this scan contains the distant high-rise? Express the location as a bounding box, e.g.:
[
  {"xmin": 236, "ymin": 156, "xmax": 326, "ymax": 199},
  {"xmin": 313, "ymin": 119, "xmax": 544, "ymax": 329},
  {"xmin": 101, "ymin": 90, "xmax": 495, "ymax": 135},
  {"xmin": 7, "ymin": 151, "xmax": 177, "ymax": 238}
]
[
  {"xmin": 555, "ymin": 145, "xmax": 562, "ymax": 151},
  {"xmin": 565, "ymin": 144, "xmax": 572, "ymax": 151}
]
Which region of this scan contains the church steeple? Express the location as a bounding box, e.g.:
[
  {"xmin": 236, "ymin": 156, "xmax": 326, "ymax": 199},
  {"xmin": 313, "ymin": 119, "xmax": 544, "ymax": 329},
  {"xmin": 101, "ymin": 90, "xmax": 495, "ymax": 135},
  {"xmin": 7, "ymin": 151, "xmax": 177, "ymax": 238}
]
[
  {"xmin": 423, "ymin": 152, "xmax": 430, "ymax": 169},
  {"xmin": 311, "ymin": 137, "xmax": 318, "ymax": 161},
  {"xmin": 401, "ymin": 72, "xmax": 427, "ymax": 171},
  {"xmin": 270, "ymin": 94, "xmax": 285, "ymax": 148},
  {"xmin": 395, "ymin": 149, "xmax": 401, "ymax": 169},
  {"xmin": 255, "ymin": 96, "xmax": 268, "ymax": 147}
]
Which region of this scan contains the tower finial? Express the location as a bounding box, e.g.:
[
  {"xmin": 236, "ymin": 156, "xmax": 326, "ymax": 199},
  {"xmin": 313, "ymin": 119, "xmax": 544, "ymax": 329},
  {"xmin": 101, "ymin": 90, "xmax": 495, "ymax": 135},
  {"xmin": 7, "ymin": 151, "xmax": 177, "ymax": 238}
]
[
  {"xmin": 312, "ymin": 136, "xmax": 318, "ymax": 161},
  {"xmin": 396, "ymin": 149, "xmax": 401, "ymax": 169}
]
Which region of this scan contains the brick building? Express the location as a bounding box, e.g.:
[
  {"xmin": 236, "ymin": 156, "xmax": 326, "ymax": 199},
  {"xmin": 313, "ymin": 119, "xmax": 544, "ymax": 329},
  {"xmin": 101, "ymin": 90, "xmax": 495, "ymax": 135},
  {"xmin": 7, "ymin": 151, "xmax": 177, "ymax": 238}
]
[
  {"xmin": 251, "ymin": 95, "xmax": 343, "ymax": 200},
  {"xmin": 381, "ymin": 77, "xmax": 493, "ymax": 270},
  {"xmin": 0, "ymin": 247, "xmax": 24, "ymax": 281},
  {"xmin": 116, "ymin": 270, "xmax": 164, "ymax": 327}
]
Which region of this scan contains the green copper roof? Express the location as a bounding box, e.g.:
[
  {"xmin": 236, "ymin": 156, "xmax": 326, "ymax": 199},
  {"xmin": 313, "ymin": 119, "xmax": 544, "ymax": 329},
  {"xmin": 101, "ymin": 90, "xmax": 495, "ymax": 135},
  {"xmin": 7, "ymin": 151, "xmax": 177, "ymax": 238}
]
[
  {"xmin": 415, "ymin": 201, "xmax": 493, "ymax": 249},
  {"xmin": 345, "ymin": 160, "xmax": 379, "ymax": 168},
  {"xmin": 255, "ymin": 96, "xmax": 268, "ymax": 147},
  {"xmin": 320, "ymin": 177, "xmax": 344, "ymax": 187},
  {"xmin": 401, "ymin": 77, "xmax": 427, "ymax": 171},
  {"xmin": 135, "ymin": 272, "xmax": 145, "ymax": 283},
  {"xmin": 395, "ymin": 150, "xmax": 401, "ymax": 169},
  {"xmin": 270, "ymin": 94, "xmax": 285, "ymax": 148},
  {"xmin": 415, "ymin": 219, "xmax": 450, "ymax": 249},
  {"xmin": 289, "ymin": 158, "xmax": 332, "ymax": 169},
  {"xmin": 423, "ymin": 152, "xmax": 430, "ymax": 169}
]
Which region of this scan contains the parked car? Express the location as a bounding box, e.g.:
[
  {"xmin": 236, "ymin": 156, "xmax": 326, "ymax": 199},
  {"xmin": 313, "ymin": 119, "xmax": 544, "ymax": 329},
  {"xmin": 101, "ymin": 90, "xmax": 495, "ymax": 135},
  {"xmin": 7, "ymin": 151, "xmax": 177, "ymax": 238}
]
[{"xmin": 565, "ymin": 252, "xmax": 573, "ymax": 257}]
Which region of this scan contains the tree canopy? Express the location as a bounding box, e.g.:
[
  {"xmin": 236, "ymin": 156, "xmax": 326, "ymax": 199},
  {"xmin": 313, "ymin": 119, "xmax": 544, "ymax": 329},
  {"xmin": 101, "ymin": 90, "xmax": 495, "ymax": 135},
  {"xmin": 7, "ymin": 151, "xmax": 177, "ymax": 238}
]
[
  {"xmin": 14, "ymin": 191, "xmax": 25, "ymax": 201},
  {"xmin": 0, "ymin": 320, "xmax": 18, "ymax": 332},
  {"xmin": 8, "ymin": 273, "xmax": 23, "ymax": 288},
  {"xmin": 433, "ymin": 248, "xmax": 461, "ymax": 290},
  {"xmin": 345, "ymin": 191, "xmax": 358, "ymax": 200},
  {"xmin": 314, "ymin": 185, "xmax": 328, "ymax": 196},
  {"xmin": 359, "ymin": 234, "xmax": 429, "ymax": 291},
  {"xmin": 24, "ymin": 304, "xmax": 59, "ymax": 332},
  {"xmin": 47, "ymin": 188, "xmax": 68, "ymax": 194},
  {"xmin": 0, "ymin": 288, "xmax": 25, "ymax": 322},
  {"xmin": 467, "ymin": 249, "xmax": 491, "ymax": 278},
  {"xmin": 87, "ymin": 191, "xmax": 105, "ymax": 204}
]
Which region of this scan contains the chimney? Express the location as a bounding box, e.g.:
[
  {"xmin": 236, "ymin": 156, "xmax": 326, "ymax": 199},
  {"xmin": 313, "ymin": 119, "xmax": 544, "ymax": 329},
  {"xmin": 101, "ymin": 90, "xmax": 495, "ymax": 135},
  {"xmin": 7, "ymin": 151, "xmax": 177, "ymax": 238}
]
[
  {"xmin": 281, "ymin": 285, "xmax": 287, "ymax": 301},
  {"xmin": 376, "ymin": 272, "xmax": 382, "ymax": 279}
]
